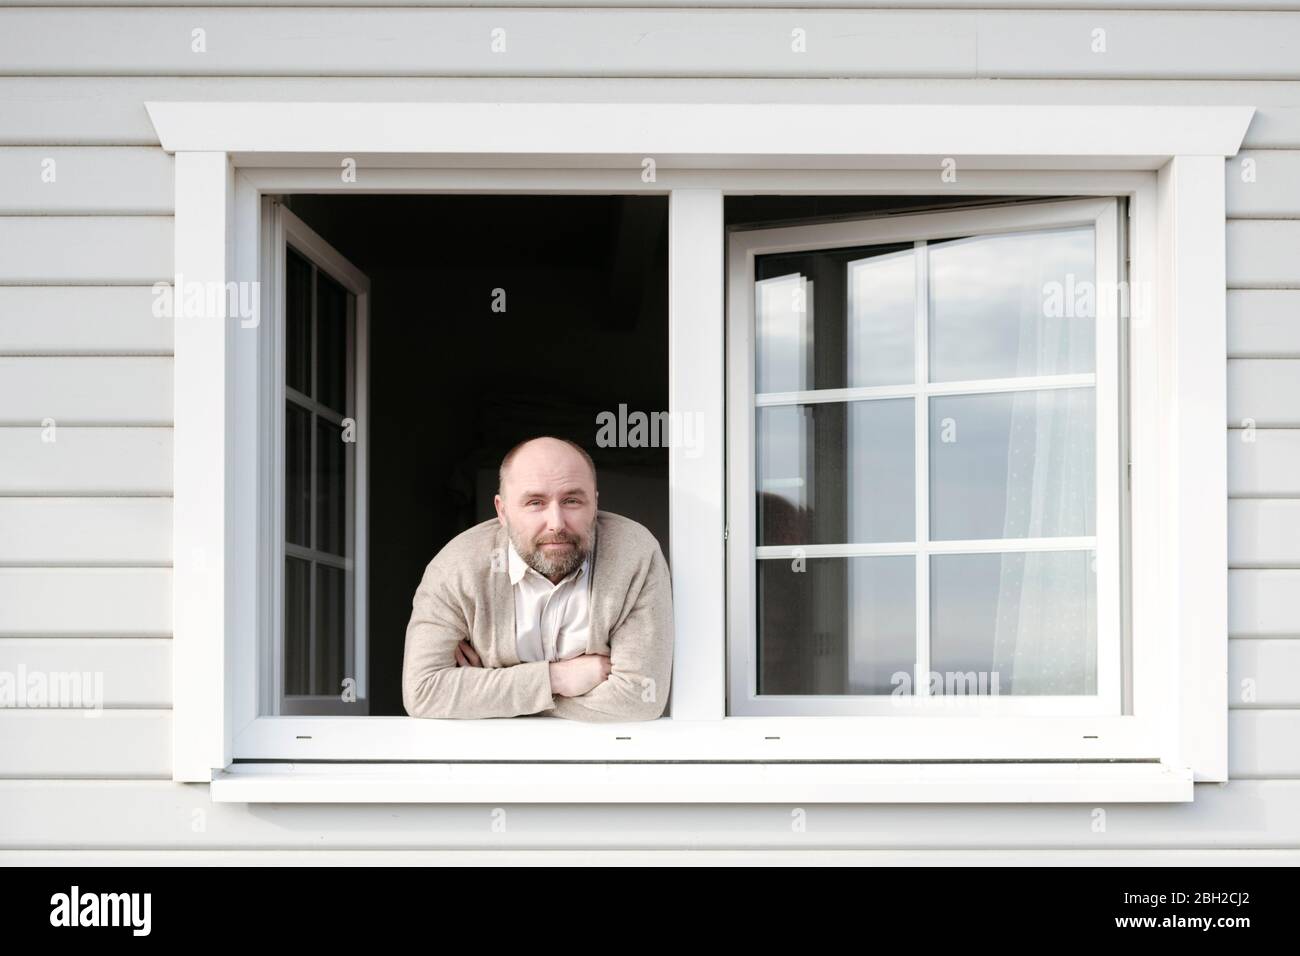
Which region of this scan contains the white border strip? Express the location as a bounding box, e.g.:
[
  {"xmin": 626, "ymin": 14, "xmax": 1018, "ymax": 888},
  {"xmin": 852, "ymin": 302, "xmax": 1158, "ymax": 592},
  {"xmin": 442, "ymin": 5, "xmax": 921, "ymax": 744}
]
[
  {"xmin": 211, "ymin": 761, "xmax": 1192, "ymax": 805},
  {"xmin": 145, "ymin": 103, "xmax": 1255, "ymax": 162}
]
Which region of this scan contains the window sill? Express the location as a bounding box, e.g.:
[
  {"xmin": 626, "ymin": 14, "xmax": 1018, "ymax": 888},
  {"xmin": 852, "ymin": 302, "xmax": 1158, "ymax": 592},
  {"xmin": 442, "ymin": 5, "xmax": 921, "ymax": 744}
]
[{"xmin": 209, "ymin": 761, "xmax": 1193, "ymax": 804}]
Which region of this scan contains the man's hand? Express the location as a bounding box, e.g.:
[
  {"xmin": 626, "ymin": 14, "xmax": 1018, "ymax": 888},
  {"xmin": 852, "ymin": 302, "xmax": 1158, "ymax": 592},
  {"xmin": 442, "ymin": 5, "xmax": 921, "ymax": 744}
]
[
  {"xmin": 454, "ymin": 638, "xmax": 482, "ymax": 668},
  {"xmin": 548, "ymin": 654, "xmax": 612, "ymax": 698}
]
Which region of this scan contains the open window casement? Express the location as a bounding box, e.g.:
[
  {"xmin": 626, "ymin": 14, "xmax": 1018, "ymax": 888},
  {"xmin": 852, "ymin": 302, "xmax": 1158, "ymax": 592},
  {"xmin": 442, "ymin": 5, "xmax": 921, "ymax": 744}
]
[
  {"xmin": 264, "ymin": 203, "xmax": 370, "ymax": 717},
  {"xmin": 148, "ymin": 102, "xmax": 1252, "ymax": 803},
  {"xmin": 728, "ymin": 198, "xmax": 1125, "ymax": 721}
]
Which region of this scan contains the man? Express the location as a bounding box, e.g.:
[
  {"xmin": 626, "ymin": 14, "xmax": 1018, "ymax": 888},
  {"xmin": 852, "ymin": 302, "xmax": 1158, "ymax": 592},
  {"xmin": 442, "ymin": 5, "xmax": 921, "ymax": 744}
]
[{"xmin": 402, "ymin": 436, "xmax": 674, "ymax": 721}]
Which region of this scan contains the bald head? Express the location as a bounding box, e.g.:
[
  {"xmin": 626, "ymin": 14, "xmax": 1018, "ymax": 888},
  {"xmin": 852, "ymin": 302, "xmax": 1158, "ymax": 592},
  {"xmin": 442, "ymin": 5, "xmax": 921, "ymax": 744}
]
[
  {"xmin": 494, "ymin": 437, "xmax": 598, "ymax": 582},
  {"xmin": 497, "ymin": 436, "xmax": 597, "ymax": 499}
]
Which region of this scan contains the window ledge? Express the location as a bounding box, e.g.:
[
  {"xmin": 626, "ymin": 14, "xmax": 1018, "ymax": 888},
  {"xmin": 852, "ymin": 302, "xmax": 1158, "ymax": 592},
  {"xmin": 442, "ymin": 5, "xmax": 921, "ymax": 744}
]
[{"xmin": 209, "ymin": 761, "xmax": 1193, "ymax": 804}]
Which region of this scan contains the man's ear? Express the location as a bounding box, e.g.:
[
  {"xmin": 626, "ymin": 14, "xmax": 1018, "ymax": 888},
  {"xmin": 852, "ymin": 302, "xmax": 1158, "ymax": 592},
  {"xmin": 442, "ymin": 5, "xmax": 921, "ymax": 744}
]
[{"xmin": 493, "ymin": 493, "xmax": 506, "ymax": 526}]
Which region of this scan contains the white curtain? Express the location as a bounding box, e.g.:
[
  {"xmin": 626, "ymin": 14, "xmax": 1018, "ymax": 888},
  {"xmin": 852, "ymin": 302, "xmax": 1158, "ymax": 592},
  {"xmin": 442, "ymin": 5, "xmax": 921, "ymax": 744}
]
[{"xmin": 989, "ymin": 230, "xmax": 1097, "ymax": 696}]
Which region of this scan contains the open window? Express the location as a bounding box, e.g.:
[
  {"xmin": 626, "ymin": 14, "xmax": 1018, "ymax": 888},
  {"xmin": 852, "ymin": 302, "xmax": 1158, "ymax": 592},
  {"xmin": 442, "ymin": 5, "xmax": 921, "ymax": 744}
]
[
  {"xmin": 259, "ymin": 194, "xmax": 670, "ymax": 719},
  {"xmin": 148, "ymin": 101, "xmax": 1247, "ymax": 801},
  {"xmin": 728, "ymin": 198, "xmax": 1125, "ymax": 718}
]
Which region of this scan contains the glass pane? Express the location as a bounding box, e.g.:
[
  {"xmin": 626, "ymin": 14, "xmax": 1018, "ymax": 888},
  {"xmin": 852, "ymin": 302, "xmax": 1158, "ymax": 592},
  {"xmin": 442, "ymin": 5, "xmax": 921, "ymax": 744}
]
[
  {"xmin": 755, "ymin": 242, "xmax": 914, "ymax": 393},
  {"xmin": 930, "ymin": 551, "xmax": 1097, "ymax": 695},
  {"xmin": 316, "ymin": 270, "xmax": 348, "ymax": 413},
  {"xmin": 315, "ymin": 417, "xmax": 345, "ymax": 556},
  {"xmin": 846, "ymin": 247, "xmax": 914, "ymax": 387},
  {"xmin": 285, "ymin": 246, "xmax": 312, "ymax": 396},
  {"xmin": 928, "ymin": 226, "xmax": 1095, "ymax": 383},
  {"xmin": 283, "ymin": 556, "xmax": 310, "ymax": 696},
  {"xmin": 757, "ymin": 555, "xmax": 916, "ymax": 695},
  {"xmin": 313, "ymin": 564, "xmax": 346, "ymax": 697},
  {"xmin": 757, "ymin": 399, "xmax": 914, "ymax": 546},
  {"xmin": 929, "ymin": 388, "xmax": 1094, "ymax": 541},
  {"xmin": 285, "ymin": 402, "xmax": 311, "ymax": 547},
  {"xmin": 755, "ymin": 271, "xmax": 813, "ymax": 393}
]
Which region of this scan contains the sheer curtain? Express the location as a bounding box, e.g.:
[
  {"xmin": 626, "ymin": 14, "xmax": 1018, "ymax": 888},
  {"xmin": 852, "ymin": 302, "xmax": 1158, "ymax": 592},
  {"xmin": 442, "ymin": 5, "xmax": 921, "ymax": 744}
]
[{"xmin": 990, "ymin": 230, "xmax": 1097, "ymax": 695}]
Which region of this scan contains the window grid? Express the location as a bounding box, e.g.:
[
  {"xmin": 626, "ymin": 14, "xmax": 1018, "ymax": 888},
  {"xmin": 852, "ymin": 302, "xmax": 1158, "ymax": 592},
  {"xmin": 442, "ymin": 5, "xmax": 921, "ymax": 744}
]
[
  {"xmin": 283, "ymin": 244, "xmax": 356, "ymax": 702},
  {"xmin": 734, "ymin": 201, "xmax": 1121, "ymax": 716},
  {"xmin": 913, "ymin": 239, "xmax": 931, "ymax": 697},
  {"xmin": 750, "ymin": 242, "xmax": 1103, "ymax": 697}
]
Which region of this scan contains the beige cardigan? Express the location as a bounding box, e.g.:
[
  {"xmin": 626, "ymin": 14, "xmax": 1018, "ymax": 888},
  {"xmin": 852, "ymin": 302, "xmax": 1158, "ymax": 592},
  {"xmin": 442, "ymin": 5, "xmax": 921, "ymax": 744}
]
[{"xmin": 402, "ymin": 510, "xmax": 674, "ymax": 721}]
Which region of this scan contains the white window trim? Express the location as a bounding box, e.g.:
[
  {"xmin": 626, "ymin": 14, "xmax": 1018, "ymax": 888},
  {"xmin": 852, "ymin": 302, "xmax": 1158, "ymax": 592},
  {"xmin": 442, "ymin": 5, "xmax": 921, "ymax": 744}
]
[
  {"xmin": 728, "ymin": 197, "xmax": 1123, "ymax": 718},
  {"xmin": 148, "ymin": 102, "xmax": 1252, "ymax": 803}
]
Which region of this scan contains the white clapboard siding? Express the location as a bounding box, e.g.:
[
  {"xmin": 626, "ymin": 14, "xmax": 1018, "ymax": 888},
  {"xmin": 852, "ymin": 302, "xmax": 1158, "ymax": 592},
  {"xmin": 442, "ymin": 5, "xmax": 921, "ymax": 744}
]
[
  {"xmin": 0, "ymin": 711, "xmax": 170, "ymax": 778},
  {"xmin": 3, "ymin": 10, "xmax": 1300, "ymax": 79},
  {"xmin": 0, "ymin": 217, "xmax": 171, "ymax": 284},
  {"xmin": 0, "ymin": 498, "xmax": 170, "ymax": 566},
  {"xmin": 0, "ymin": 357, "xmax": 172, "ymax": 425},
  {"xmin": 14, "ymin": 0, "xmax": 1300, "ymax": 8},
  {"xmin": 0, "ymin": 148, "xmax": 173, "ymax": 215},
  {"xmin": 3, "ymin": 77, "xmax": 1300, "ymax": 147},
  {"xmin": 0, "ymin": 1, "xmax": 1295, "ymax": 855},
  {"xmin": 0, "ymin": 9, "xmax": 978, "ymax": 77},
  {"xmin": 12, "ymin": 849, "xmax": 1300, "ymax": 865},
  {"xmin": 1230, "ymin": 570, "xmax": 1300, "ymax": 638},
  {"xmin": 1229, "ymin": 639, "xmax": 1300, "ymax": 708},
  {"xmin": 9, "ymin": 0, "xmax": 1300, "ymax": 8},
  {"xmin": 1226, "ymin": 150, "xmax": 1300, "ymax": 217},
  {"xmin": 1229, "ymin": 499, "xmax": 1300, "ymax": 568},
  {"xmin": 0, "ymin": 568, "xmax": 171, "ymax": 636},
  {"xmin": 0, "ymin": 779, "xmax": 1298, "ymax": 849},
  {"xmin": 1228, "ymin": 290, "xmax": 1300, "ymax": 357},
  {"xmin": 1228, "ymin": 428, "xmax": 1300, "ymax": 496},
  {"xmin": 0, "ymin": 287, "xmax": 172, "ymax": 355},
  {"xmin": 1226, "ymin": 220, "xmax": 1300, "ymax": 288},
  {"xmin": 0, "ymin": 638, "xmax": 170, "ymax": 708},
  {"xmin": 4, "ymin": 850, "xmax": 1290, "ymax": 864},
  {"xmin": 0, "ymin": 427, "xmax": 171, "ymax": 495},
  {"xmin": 1247, "ymin": 105, "xmax": 1300, "ymax": 147},
  {"xmin": 976, "ymin": 14, "xmax": 1300, "ymax": 79},
  {"xmin": 1228, "ymin": 359, "xmax": 1300, "ymax": 427},
  {"xmin": 1230, "ymin": 711, "xmax": 1300, "ymax": 778},
  {"xmin": 8, "ymin": 849, "xmax": 1300, "ymax": 864}
]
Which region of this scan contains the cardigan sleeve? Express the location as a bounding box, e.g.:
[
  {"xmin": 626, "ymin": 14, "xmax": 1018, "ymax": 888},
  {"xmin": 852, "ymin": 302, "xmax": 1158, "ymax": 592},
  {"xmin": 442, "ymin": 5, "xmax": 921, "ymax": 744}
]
[
  {"xmin": 545, "ymin": 543, "xmax": 674, "ymax": 723},
  {"xmin": 402, "ymin": 559, "xmax": 555, "ymax": 719}
]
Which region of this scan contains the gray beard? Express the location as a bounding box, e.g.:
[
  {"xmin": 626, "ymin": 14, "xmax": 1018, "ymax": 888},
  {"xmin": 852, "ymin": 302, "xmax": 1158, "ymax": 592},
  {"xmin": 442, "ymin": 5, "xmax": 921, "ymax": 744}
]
[{"xmin": 508, "ymin": 519, "xmax": 595, "ymax": 580}]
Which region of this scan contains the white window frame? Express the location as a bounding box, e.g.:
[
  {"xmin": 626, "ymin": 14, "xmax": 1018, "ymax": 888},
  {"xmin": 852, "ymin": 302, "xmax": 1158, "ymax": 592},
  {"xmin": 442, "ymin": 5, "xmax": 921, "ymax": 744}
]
[
  {"xmin": 267, "ymin": 202, "xmax": 371, "ymax": 717},
  {"xmin": 728, "ymin": 197, "xmax": 1123, "ymax": 718},
  {"xmin": 147, "ymin": 102, "xmax": 1251, "ymax": 803}
]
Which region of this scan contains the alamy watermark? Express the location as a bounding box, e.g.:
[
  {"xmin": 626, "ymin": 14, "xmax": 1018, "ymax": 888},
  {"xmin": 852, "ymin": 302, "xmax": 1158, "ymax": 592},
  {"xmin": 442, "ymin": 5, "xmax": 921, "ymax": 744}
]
[
  {"xmin": 891, "ymin": 669, "xmax": 1004, "ymax": 697},
  {"xmin": 152, "ymin": 274, "xmax": 260, "ymax": 328},
  {"xmin": 595, "ymin": 403, "xmax": 705, "ymax": 458},
  {"xmin": 0, "ymin": 665, "xmax": 104, "ymax": 716},
  {"xmin": 1041, "ymin": 274, "xmax": 1152, "ymax": 322},
  {"xmin": 50, "ymin": 886, "xmax": 151, "ymax": 936}
]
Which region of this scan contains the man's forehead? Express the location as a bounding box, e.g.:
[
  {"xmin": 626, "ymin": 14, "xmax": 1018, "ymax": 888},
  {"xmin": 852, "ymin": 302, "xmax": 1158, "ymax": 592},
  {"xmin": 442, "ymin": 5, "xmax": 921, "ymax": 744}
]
[
  {"xmin": 515, "ymin": 483, "xmax": 590, "ymax": 498},
  {"xmin": 504, "ymin": 445, "xmax": 595, "ymax": 490}
]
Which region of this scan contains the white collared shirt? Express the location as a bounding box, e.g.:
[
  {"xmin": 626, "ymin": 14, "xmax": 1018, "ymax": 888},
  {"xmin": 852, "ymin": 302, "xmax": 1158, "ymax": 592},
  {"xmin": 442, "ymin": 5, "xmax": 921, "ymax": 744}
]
[{"xmin": 507, "ymin": 540, "xmax": 592, "ymax": 663}]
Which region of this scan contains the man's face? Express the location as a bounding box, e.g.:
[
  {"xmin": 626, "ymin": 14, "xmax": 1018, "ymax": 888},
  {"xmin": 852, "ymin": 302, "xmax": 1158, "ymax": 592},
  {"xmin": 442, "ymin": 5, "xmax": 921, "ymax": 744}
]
[{"xmin": 494, "ymin": 439, "xmax": 597, "ymax": 582}]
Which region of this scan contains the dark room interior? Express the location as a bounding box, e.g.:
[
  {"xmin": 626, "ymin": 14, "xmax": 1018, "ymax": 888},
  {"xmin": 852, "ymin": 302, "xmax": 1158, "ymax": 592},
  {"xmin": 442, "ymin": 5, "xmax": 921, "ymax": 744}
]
[{"xmin": 282, "ymin": 191, "xmax": 1033, "ymax": 715}]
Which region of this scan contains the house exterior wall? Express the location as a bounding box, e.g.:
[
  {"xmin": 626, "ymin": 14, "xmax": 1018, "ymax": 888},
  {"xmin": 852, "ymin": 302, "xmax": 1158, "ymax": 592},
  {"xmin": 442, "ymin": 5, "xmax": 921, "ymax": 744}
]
[{"xmin": 1, "ymin": 3, "xmax": 1298, "ymax": 863}]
